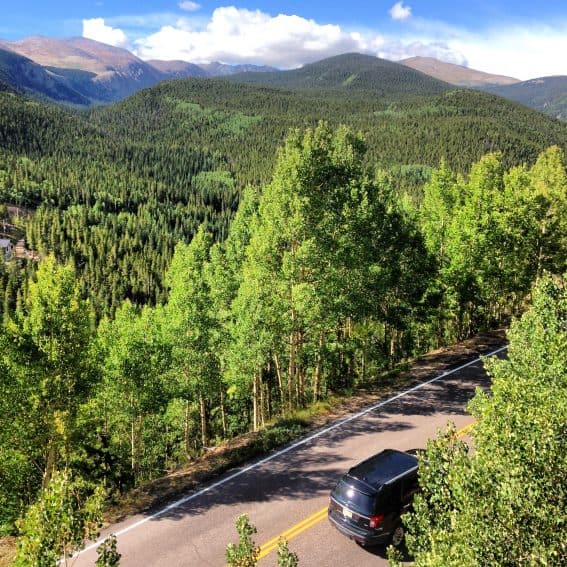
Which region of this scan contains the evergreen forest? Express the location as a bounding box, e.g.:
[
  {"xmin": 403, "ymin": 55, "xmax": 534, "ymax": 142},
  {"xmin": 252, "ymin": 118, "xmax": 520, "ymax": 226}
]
[{"xmin": 0, "ymin": 66, "xmax": 566, "ymax": 561}]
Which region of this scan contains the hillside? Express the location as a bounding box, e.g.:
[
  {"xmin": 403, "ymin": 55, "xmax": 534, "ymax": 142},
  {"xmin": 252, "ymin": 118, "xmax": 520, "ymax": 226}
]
[
  {"xmin": 226, "ymin": 52, "xmax": 451, "ymax": 96},
  {"xmin": 93, "ymin": 73, "xmax": 567, "ymax": 185},
  {"xmin": 482, "ymin": 76, "xmax": 567, "ymax": 121},
  {"xmin": 0, "ymin": 90, "xmax": 237, "ymax": 314},
  {"xmin": 0, "ymin": 36, "xmax": 165, "ymax": 103},
  {"xmin": 0, "ymin": 46, "xmax": 90, "ymax": 105},
  {"xmin": 400, "ymin": 56, "xmax": 519, "ymax": 87},
  {"xmin": 1, "ymin": 88, "xmax": 565, "ymax": 558},
  {"xmin": 1, "ymin": 52, "xmax": 567, "ymax": 315}
]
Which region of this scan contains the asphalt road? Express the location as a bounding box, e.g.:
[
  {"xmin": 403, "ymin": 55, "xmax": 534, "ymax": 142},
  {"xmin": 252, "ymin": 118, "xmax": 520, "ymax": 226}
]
[{"xmin": 73, "ymin": 347, "xmax": 506, "ymax": 567}]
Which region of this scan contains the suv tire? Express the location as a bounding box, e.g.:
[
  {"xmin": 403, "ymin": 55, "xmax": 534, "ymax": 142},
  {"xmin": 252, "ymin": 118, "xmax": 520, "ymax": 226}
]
[{"xmin": 390, "ymin": 523, "xmax": 405, "ymax": 547}]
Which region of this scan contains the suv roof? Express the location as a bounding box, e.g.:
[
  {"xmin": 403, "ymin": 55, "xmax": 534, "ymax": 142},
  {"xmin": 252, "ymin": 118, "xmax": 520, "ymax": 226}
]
[{"xmin": 346, "ymin": 449, "xmax": 418, "ymax": 491}]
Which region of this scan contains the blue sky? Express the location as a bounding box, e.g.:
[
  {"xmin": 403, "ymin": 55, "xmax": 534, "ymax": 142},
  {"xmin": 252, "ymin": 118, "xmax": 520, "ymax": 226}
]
[{"xmin": 2, "ymin": 1, "xmax": 567, "ymax": 79}]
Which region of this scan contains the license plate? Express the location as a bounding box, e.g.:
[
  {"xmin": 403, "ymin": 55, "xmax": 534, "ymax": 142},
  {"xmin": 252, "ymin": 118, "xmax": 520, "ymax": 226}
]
[{"xmin": 343, "ymin": 507, "xmax": 352, "ymax": 519}]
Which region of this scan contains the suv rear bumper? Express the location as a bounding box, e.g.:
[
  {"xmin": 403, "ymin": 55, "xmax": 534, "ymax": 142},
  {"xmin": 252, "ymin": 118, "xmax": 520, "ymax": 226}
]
[{"xmin": 328, "ymin": 510, "xmax": 389, "ymax": 546}]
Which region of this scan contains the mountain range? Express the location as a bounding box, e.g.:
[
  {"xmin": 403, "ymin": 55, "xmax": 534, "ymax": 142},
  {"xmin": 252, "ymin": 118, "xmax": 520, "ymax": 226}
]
[
  {"xmin": 0, "ymin": 35, "xmax": 566, "ymax": 121},
  {"xmin": 0, "ymin": 36, "xmax": 276, "ymax": 104},
  {"xmin": 399, "ymin": 56, "xmax": 567, "ymax": 121},
  {"xmin": 224, "ymin": 52, "xmax": 450, "ymax": 97}
]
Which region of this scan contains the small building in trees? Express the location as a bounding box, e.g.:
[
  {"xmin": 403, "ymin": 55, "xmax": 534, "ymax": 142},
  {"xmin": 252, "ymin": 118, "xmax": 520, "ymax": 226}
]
[{"xmin": 0, "ymin": 238, "xmax": 12, "ymax": 260}]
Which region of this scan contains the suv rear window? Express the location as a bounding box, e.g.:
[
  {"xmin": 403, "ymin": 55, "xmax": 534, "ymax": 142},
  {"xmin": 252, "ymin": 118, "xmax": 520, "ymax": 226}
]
[{"xmin": 331, "ymin": 479, "xmax": 376, "ymax": 515}]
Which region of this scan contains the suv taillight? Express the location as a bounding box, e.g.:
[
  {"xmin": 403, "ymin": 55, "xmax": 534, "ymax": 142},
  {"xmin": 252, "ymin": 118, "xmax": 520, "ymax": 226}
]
[{"xmin": 369, "ymin": 514, "xmax": 383, "ymax": 528}]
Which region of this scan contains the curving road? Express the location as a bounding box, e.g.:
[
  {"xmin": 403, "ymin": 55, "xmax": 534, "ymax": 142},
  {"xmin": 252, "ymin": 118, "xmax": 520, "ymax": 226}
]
[{"xmin": 73, "ymin": 346, "xmax": 506, "ymax": 567}]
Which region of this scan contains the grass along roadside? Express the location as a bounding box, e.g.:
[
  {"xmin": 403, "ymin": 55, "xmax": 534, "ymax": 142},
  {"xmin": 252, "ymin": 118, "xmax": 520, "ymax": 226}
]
[{"xmin": 0, "ymin": 331, "xmax": 505, "ymax": 566}]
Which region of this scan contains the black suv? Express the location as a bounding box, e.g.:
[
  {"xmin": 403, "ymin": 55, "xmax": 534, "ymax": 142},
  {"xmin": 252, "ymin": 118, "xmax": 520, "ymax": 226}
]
[{"xmin": 328, "ymin": 449, "xmax": 419, "ymax": 547}]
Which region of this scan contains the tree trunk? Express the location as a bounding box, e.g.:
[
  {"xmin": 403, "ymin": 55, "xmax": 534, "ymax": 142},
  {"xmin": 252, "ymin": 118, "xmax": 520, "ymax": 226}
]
[
  {"xmin": 260, "ymin": 376, "xmax": 265, "ymax": 428},
  {"xmin": 288, "ymin": 328, "xmax": 296, "ymax": 411},
  {"xmin": 265, "ymin": 382, "xmax": 272, "ymax": 423},
  {"xmin": 131, "ymin": 417, "xmax": 136, "ymax": 474},
  {"xmin": 297, "ymin": 330, "xmax": 304, "ymax": 405},
  {"xmin": 273, "ymin": 353, "xmax": 285, "ymax": 412},
  {"xmin": 199, "ymin": 395, "xmax": 208, "ymax": 447},
  {"xmin": 42, "ymin": 439, "xmax": 57, "ymax": 490},
  {"xmin": 252, "ymin": 372, "xmax": 259, "ymax": 432},
  {"xmin": 184, "ymin": 399, "xmax": 191, "ymax": 458},
  {"xmin": 389, "ymin": 328, "xmax": 396, "ymax": 362},
  {"xmin": 130, "ymin": 414, "xmax": 143, "ymax": 481},
  {"xmin": 313, "ymin": 331, "xmax": 325, "ymax": 402},
  {"xmin": 220, "ymin": 388, "xmax": 227, "ymax": 438}
]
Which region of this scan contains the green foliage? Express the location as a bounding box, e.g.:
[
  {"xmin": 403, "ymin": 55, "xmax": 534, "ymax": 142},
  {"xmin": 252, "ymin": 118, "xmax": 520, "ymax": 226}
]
[
  {"xmin": 225, "ymin": 516, "xmax": 299, "ymax": 566},
  {"xmin": 1, "ymin": 117, "xmax": 566, "ymax": 544},
  {"xmin": 95, "ymin": 301, "xmax": 171, "ymax": 484},
  {"xmin": 418, "ymin": 146, "xmax": 567, "ymax": 340},
  {"xmin": 96, "ymin": 534, "xmax": 121, "ymax": 567},
  {"xmin": 0, "ymin": 447, "xmax": 37, "ymax": 535},
  {"xmin": 14, "ymin": 470, "xmax": 104, "ymax": 567},
  {"xmin": 1, "ymin": 63, "xmax": 567, "ymax": 318},
  {"xmin": 225, "ymin": 514, "xmax": 260, "ymax": 567},
  {"xmin": 0, "ymin": 256, "xmax": 96, "ymax": 532},
  {"xmin": 399, "ymin": 274, "xmax": 567, "ymax": 566},
  {"xmin": 0, "ymin": 91, "xmax": 236, "ymax": 318},
  {"xmin": 227, "ymin": 121, "xmax": 433, "ymax": 426},
  {"xmin": 165, "ymin": 227, "xmax": 221, "ymax": 448},
  {"xmin": 254, "ymin": 424, "xmax": 306, "ymax": 452},
  {"xmin": 277, "ymin": 538, "xmax": 299, "ymax": 567}
]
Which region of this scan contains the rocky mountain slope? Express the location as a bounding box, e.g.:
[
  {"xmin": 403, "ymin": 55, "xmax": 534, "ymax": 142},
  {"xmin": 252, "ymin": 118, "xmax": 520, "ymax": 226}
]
[
  {"xmin": 0, "ymin": 36, "xmax": 276, "ymax": 105},
  {"xmin": 400, "ymin": 56, "xmax": 519, "ymax": 87},
  {"xmin": 0, "ymin": 46, "xmax": 90, "ymax": 104}
]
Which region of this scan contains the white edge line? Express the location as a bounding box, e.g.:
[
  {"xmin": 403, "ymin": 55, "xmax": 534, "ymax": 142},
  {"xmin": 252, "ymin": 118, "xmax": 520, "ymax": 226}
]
[{"xmin": 76, "ymin": 345, "xmax": 508, "ymax": 557}]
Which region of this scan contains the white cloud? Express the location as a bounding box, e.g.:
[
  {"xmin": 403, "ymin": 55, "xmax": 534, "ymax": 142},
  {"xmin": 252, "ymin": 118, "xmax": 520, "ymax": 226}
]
[
  {"xmin": 383, "ymin": 41, "xmax": 467, "ymax": 66},
  {"xmin": 130, "ymin": 6, "xmax": 475, "ymax": 70},
  {"xmin": 447, "ymin": 25, "xmax": 567, "ymax": 80},
  {"xmin": 82, "ymin": 18, "xmax": 129, "ymax": 48},
  {"xmin": 133, "ymin": 7, "xmax": 363, "ymax": 68},
  {"xmin": 389, "ymin": 2, "xmax": 412, "ymax": 22},
  {"xmin": 81, "ymin": 6, "xmax": 567, "ymax": 79},
  {"xmin": 179, "ymin": 1, "xmax": 200, "ymax": 11}
]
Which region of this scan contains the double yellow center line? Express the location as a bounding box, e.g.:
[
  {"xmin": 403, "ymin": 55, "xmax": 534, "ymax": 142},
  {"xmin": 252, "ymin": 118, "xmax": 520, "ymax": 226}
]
[{"xmin": 256, "ymin": 421, "xmax": 477, "ymax": 561}]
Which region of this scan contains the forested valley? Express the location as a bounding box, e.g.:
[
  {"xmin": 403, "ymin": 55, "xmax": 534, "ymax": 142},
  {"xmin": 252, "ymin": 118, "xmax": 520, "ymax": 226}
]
[{"xmin": 0, "ymin": 63, "xmax": 566, "ymax": 563}]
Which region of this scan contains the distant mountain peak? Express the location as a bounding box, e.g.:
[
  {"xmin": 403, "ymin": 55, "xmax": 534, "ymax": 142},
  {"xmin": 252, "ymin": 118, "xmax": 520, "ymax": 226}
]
[
  {"xmin": 400, "ymin": 56, "xmax": 520, "ymax": 87},
  {"xmin": 0, "ymin": 36, "xmax": 166, "ymax": 103},
  {"xmin": 225, "ymin": 52, "xmax": 451, "ymax": 97},
  {"xmin": 199, "ymin": 61, "xmax": 278, "ymax": 76},
  {"xmin": 146, "ymin": 59, "xmax": 208, "ymax": 78}
]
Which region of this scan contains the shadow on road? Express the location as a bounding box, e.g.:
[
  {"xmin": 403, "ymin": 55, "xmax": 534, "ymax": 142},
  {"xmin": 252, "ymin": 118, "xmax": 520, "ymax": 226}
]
[{"xmin": 138, "ymin": 363, "xmax": 489, "ymax": 524}]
